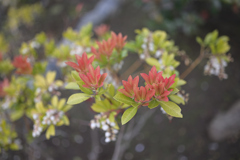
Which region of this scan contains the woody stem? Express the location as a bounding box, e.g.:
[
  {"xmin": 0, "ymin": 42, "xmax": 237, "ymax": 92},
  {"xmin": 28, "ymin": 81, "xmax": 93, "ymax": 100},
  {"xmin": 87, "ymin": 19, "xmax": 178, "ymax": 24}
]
[{"xmin": 180, "ymin": 46, "xmax": 205, "ymax": 79}]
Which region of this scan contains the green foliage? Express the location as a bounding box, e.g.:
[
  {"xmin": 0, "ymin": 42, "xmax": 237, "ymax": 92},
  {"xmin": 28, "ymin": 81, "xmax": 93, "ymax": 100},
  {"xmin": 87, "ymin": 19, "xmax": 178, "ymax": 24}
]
[
  {"xmin": 197, "ymin": 30, "xmax": 230, "ymax": 55},
  {"xmin": 67, "ymin": 93, "xmax": 91, "ymax": 105},
  {"xmin": 0, "ymin": 33, "xmax": 9, "ymax": 53},
  {"xmin": 113, "ymin": 92, "xmax": 138, "ymax": 106},
  {"xmin": 121, "ymin": 106, "xmax": 138, "ymax": 125},
  {"xmin": 6, "ymin": 3, "xmax": 43, "ymax": 30},
  {"xmin": 0, "ymin": 120, "xmax": 20, "ymax": 152},
  {"xmin": 148, "ymin": 100, "xmax": 159, "ymax": 109},
  {"xmin": 159, "ymin": 101, "xmax": 183, "ymax": 118},
  {"xmin": 0, "ymin": 59, "xmax": 14, "ymax": 75}
]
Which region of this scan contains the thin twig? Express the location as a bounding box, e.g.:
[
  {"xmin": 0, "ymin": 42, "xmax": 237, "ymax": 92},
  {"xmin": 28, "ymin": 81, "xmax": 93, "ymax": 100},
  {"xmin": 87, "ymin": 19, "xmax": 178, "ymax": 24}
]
[
  {"xmin": 180, "ymin": 47, "xmax": 205, "ymax": 79},
  {"xmin": 112, "ymin": 125, "xmax": 126, "ymax": 160},
  {"xmin": 121, "ymin": 60, "xmax": 143, "ymax": 79}
]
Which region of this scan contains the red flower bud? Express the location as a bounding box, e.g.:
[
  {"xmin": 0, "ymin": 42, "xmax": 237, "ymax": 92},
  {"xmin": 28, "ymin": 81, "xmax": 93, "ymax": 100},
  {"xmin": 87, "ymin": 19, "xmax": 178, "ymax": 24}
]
[
  {"xmin": 140, "ymin": 66, "xmax": 163, "ymax": 85},
  {"xmin": 94, "ymin": 24, "xmax": 110, "ymax": 37},
  {"xmin": 65, "ymin": 52, "xmax": 94, "ymax": 75},
  {"xmin": 151, "ymin": 82, "xmax": 170, "ymax": 101},
  {"xmin": 12, "ymin": 56, "xmax": 32, "ymax": 75},
  {"xmin": 134, "ymin": 86, "xmax": 155, "ymax": 106},
  {"xmin": 92, "ymin": 39, "xmax": 116, "ymax": 60},
  {"xmin": 110, "ymin": 32, "xmax": 127, "ymax": 52},
  {"xmin": 79, "ymin": 65, "xmax": 107, "ymax": 90},
  {"xmin": 119, "ymin": 75, "xmax": 139, "ymax": 98}
]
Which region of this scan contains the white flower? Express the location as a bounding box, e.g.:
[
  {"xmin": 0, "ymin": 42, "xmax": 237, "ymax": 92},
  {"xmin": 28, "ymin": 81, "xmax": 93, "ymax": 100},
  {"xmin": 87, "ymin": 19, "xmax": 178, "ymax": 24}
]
[
  {"xmin": 30, "ymin": 41, "xmax": 40, "ymax": 49},
  {"xmin": 155, "ymin": 50, "xmax": 162, "ymax": 58},
  {"xmin": 105, "ymin": 132, "xmax": 111, "ymax": 137},
  {"xmin": 149, "ymin": 43, "xmax": 154, "ymax": 52},
  {"xmin": 105, "ymin": 138, "xmax": 110, "ymax": 143},
  {"xmin": 140, "ymin": 54, "xmax": 145, "ymax": 60},
  {"xmin": 141, "ymin": 44, "xmax": 147, "ymax": 49},
  {"xmin": 22, "ymin": 48, "xmax": 29, "ymax": 55},
  {"xmin": 102, "ymin": 125, "xmax": 109, "ymax": 131},
  {"xmin": 161, "ymin": 107, "xmax": 166, "ymax": 114}
]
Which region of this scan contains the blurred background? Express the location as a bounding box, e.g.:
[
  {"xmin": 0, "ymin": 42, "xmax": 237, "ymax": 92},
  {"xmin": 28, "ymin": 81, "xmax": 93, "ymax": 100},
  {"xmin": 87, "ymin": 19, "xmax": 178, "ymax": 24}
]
[{"xmin": 1, "ymin": 0, "xmax": 240, "ymax": 160}]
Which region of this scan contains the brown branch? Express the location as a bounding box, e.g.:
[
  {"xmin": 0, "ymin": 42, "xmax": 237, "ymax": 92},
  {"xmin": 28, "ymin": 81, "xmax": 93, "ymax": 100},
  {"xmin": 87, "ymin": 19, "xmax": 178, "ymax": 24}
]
[
  {"xmin": 121, "ymin": 60, "xmax": 143, "ymax": 80},
  {"xmin": 180, "ymin": 47, "xmax": 205, "ymax": 79}
]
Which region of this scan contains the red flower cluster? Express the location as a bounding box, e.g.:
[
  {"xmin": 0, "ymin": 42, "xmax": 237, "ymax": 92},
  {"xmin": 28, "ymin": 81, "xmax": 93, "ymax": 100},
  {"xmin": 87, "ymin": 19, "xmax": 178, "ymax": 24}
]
[
  {"xmin": 12, "ymin": 56, "xmax": 32, "ymax": 74},
  {"xmin": 0, "ymin": 78, "xmax": 9, "ymax": 97},
  {"xmin": 66, "ymin": 53, "xmax": 107, "ymax": 90},
  {"xmin": 91, "ymin": 32, "xmax": 127, "ymax": 60},
  {"xmin": 65, "ymin": 53, "xmax": 94, "ymax": 75},
  {"xmin": 119, "ymin": 66, "xmax": 175, "ymax": 105},
  {"xmin": 92, "ymin": 39, "xmax": 116, "ymax": 59},
  {"xmin": 111, "ymin": 32, "xmax": 127, "ymax": 52},
  {"xmin": 94, "ymin": 24, "xmax": 110, "ymax": 37}
]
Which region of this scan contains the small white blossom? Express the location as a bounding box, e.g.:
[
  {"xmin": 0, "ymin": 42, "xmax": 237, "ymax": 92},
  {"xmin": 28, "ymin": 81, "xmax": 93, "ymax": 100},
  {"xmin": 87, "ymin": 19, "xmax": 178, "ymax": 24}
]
[
  {"xmin": 155, "ymin": 50, "xmax": 162, "ymax": 58},
  {"xmin": 141, "ymin": 44, "xmax": 147, "ymax": 49},
  {"xmin": 161, "ymin": 107, "xmax": 166, "ymax": 114},
  {"xmin": 30, "ymin": 41, "xmax": 40, "ymax": 49},
  {"xmin": 140, "ymin": 54, "xmax": 145, "ymax": 60},
  {"xmin": 105, "ymin": 132, "xmax": 111, "ymax": 137},
  {"xmin": 105, "ymin": 138, "xmax": 111, "ymax": 143}
]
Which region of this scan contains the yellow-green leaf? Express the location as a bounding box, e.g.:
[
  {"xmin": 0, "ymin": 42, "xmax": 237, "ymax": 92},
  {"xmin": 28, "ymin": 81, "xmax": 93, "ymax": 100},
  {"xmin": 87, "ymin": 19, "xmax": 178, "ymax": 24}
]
[
  {"xmin": 169, "ymin": 95, "xmax": 185, "ymax": 105},
  {"xmin": 159, "ymin": 101, "xmax": 183, "ymax": 118},
  {"xmin": 51, "ymin": 96, "xmax": 58, "ymax": 107},
  {"xmin": 121, "ymin": 106, "xmax": 138, "ymax": 125},
  {"xmin": 146, "ymin": 57, "xmax": 161, "ymax": 68},
  {"xmin": 114, "ymin": 92, "xmax": 135, "ymax": 105},
  {"xmin": 65, "ymin": 82, "xmax": 80, "ymax": 90},
  {"xmin": 148, "ymin": 100, "xmax": 159, "ymax": 109},
  {"xmin": 46, "ymin": 125, "xmax": 55, "ymax": 139},
  {"xmin": 46, "ymin": 71, "xmax": 56, "ymax": 84},
  {"xmin": 67, "ymin": 93, "xmax": 91, "ymax": 105}
]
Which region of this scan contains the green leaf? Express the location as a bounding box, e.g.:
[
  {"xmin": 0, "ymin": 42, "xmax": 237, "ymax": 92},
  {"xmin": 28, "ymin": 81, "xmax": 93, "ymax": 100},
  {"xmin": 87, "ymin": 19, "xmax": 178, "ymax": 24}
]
[
  {"xmin": 177, "ymin": 79, "xmax": 186, "ymax": 86},
  {"xmin": 91, "ymin": 99, "xmax": 111, "ymax": 113},
  {"xmin": 62, "ymin": 115, "xmax": 70, "ymax": 125},
  {"xmin": 159, "ymin": 101, "xmax": 183, "ymax": 118},
  {"xmin": 107, "ymin": 84, "xmax": 115, "ymax": 97},
  {"xmin": 113, "ymin": 92, "xmax": 135, "ymax": 105},
  {"xmin": 97, "ymin": 87, "xmax": 106, "ymax": 95},
  {"xmin": 65, "ymin": 82, "xmax": 80, "ymax": 90},
  {"xmin": 67, "ymin": 93, "xmax": 91, "ymax": 105},
  {"xmin": 196, "ymin": 37, "xmax": 203, "ymax": 46},
  {"xmin": 46, "ymin": 125, "xmax": 55, "ymax": 139},
  {"xmin": 170, "ymin": 88, "xmax": 179, "ymax": 95},
  {"xmin": 71, "ymin": 71, "xmax": 81, "ymax": 81},
  {"xmin": 121, "ymin": 106, "xmax": 138, "ymax": 125},
  {"xmin": 169, "ymin": 95, "xmax": 185, "ymax": 105},
  {"xmin": 62, "ymin": 105, "xmax": 72, "ymax": 112},
  {"xmin": 146, "ymin": 57, "xmax": 161, "ymax": 68},
  {"xmin": 36, "ymin": 102, "xmax": 46, "ymax": 113},
  {"xmin": 148, "ymin": 100, "xmax": 159, "ymax": 109},
  {"xmin": 10, "ymin": 110, "xmax": 24, "ymax": 121},
  {"xmin": 76, "ymin": 81, "xmax": 93, "ymax": 95}
]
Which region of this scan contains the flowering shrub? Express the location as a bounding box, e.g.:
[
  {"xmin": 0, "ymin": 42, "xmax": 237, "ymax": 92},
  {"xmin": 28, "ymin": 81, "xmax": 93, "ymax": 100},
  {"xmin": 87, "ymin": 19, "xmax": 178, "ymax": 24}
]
[{"xmin": 0, "ymin": 23, "xmax": 233, "ymax": 153}]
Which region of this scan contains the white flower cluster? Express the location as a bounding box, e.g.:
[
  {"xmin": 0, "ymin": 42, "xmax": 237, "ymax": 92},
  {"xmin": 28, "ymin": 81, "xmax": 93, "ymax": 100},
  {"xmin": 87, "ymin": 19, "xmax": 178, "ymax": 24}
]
[
  {"xmin": 204, "ymin": 56, "xmax": 228, "ymax": 79},
  {"xmin": 113, "ymin": 61, "xmax": 124, "ymax": 71},
  {"xmin": 42, "ymin": 109, "xmax": 64, "ymax": 125},
  {"xmin": 32, "ymin": 114, "xmax": 43, "ymax": 137},
  {"xmin": 139, "ymin": 37, "xmax": 154, "ymax": 60},
  {"xmin": 90, "ymin": 114, "xmax": 119, "ymax": 143},
  {"xmin": 1, "ymin": 97, "xmax": 16, "ymax": 110},
  {"xmin": 30, "ymin": 41, "xmax": 40, "ymax": 49},
  {"xmin": 70, "ymin": 44, "xmax": 91, "ymax": 56},
  {"xmin": 34, "ymin": 85, "xmax": 61, "ymax": 103},
  {"xmin": 177, "ymin": 90, "xmax": 189, "ymax": 103}
]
